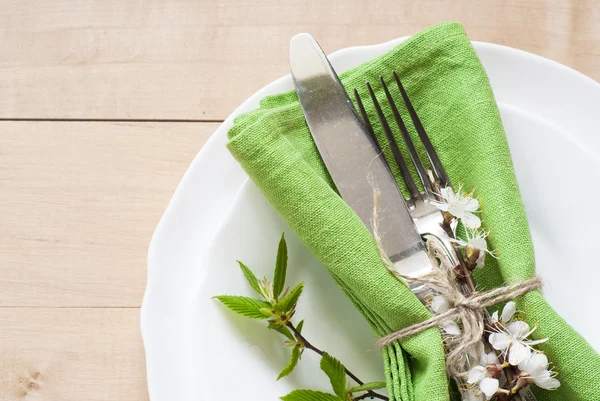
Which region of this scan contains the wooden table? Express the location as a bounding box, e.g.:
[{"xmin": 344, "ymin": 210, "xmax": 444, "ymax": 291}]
[{"xmin": 1, "ymin": 1, "xmax": 598, "ymax": 399}]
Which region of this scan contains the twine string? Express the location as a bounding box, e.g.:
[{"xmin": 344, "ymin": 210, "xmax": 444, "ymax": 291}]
[{"xmin": 371, "ymin": 188, "xmax": 542, "ymax": 378}]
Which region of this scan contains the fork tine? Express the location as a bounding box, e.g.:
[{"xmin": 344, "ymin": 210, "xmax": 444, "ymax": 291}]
[
  {"xmin": 379, "ymin": 76, "xmax": 433, "ymax": 198},
  {"xmin": 353, "ymin": 88, "xmax": 380, "ymax": 153},
  {"xmin": 366, "ymin": 82, "xmax": 421, "ymax": 204},
  {"xmin": 393, "ymin": 71, "xmax": 451, "ymax": 188}
]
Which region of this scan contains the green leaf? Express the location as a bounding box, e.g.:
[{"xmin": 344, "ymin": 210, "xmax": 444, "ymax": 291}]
[
  {"xmin": 277, "ymin": 347, "xmax": 301, "ymax": 380},
  {"xmin": 320, "ymin": 353, "xmax": 346, "ymax": 398},
  {"xmin": 237, "ymin": 261, "xmax": 261, "ymax": 295},
  {"xmin": 273, "ymin": 233, "xmax": 288, "ymax": 298},
  {"xmin": 281, "ymin": 389, "xmax": 341, "ymax": 401},
  {"xmin": 275, "ymin": 282, "xmax": 304, "ymax": 313},
  {"xmin": 348, "ymin": 382, "xmax": 387, "ymax": 393},
  {"xmin": 260, "ymin": 307, "xmax": 275, "ymax": 317},
  {"xmin": 213, "ymin": 295, "xmax": 271, "ymax": 319},
  {"xmin": 268, "ymin": 323, "xmax": 294, "ymax": 340},
  {"xmin": 296, "ymin": 319, "xmax": 305, "ymax": 334}
]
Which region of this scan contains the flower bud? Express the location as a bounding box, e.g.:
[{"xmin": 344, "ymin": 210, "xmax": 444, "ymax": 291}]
[
  {"xmin": 485, "ymin": 363, "xmax": 504, "ymax": 377},
  {"xmin": 465, "ymin": 244, "xmax": 480, "ymax": 270},
  {"xmin": 442, "ymin": 211, "xmax": 455, "ymax": 225}
]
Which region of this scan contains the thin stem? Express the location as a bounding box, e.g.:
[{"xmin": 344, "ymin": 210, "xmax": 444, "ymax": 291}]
[
  {"xmin": 354, "ymin": 393, "xmax": 386, "ymax": 401},
  {"xmin": 454, "ymin": 243, "xmax": 477, "ymax": 295},
  {"xmin": 507, "ymin": 375, "xmax": 530, "ymax": 400},
  {"xmin": 287, "ymin": 322, "xmax": 389, "ymax": 401},
  {"xmin": 287, "ymin": 323, "xmax": 323, "ymax": 356},
  {"xmin": 502, "ymin": 363, "xmax": 520, "ymax": 401}
]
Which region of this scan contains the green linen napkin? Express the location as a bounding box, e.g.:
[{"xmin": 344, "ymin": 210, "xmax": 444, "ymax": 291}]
[{"xmin": 227, "ymin": 22, "xmax": 600, "ymax": 401}]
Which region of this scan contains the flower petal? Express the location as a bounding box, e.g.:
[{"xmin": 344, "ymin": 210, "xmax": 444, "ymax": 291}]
[
  {"xmin": 534, "ymin": 370, "xmax": 561, "ymax": 390},
  {"xmin": 431, "ymin": 295, "xmax": 450, "ymax": 314},
  {"xmin": 481, "ymin": 351, "xmax": 500, "ymax": 366},
  {"xmin": 526, "ymin": 337, "xmax": 549, "ymax": 346},
  {"xmin": 434, "ymin": 203, "xmax": 450, "ymax": 212},
  {"xmin": 467, "ymin": 365, "xmax": 487, "ymax": 384},
  {"xmin": 539, "ymin": 376, "xmax": 561, "ymax": 390},
  {"xmin": 440, "ymin": 187, "xmax": 454, "ymax": 201},
  {"xmin": 442, "ymin": 321, "xmax": 461, "ymax": 336},
  {"xmin": 479, "ymin": 378, "xmax": 499, "ymax": 399},
  {"xmin": 462, "ymin": 212, "xmax": 482, "ymax": 229},
  {"xmin": 475, "ymin": 252, "xmax": 486, "ymax": 268},
  {"xmin": 518, "ymin": 353, "xmax": 530, "ymax": 371},
  {"xmin": 464, "ymin": 197, "xmax": 480, "ymax": 212},
  {"xmin": 449, "ymin": 204, "xmax": 466, "ymax": 219},
  {"xmin": 501, "ymin": 301, "xmax": 517, "ymax": 323},
  {"xmin": 490, "ymin": 311, "xmax": 499, "ymax": 324},
  {"xmin": 489, "ymin": 332, "xmax": 511, "ymax": 350},
  {"xmin": 449, "ymin": 218, "xmax": 458, "ymax": 236},
  {"xmin": 525, "ymin": 353, "xmax": 549, "ymax": 375},
  {"xmin": 507, "ymin": 320, "xmax": 530, "ymax": 338},
  {"xmin": 470, "ymin": 237, "xmax": 487, "ymax": 251},
  {"xmin": 508, "ymin": 342, "xmax": 532, "ymax": 366}
]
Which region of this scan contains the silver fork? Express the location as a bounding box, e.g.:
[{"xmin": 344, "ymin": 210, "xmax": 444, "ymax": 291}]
[
  {"xmin": 353, "ymin": 72, "xmax": 460, "ymax": 271},
  {"xmin": 353, "ymin": 73, "xmax": 536, "ymax": 401}
]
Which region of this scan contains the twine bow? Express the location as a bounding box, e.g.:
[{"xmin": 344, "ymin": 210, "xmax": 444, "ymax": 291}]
[{"xmin": 372, "ymin": 189, "xmax": 542, "ymax": 378}]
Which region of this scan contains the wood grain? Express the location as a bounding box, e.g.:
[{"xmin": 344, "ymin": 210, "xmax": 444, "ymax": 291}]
[
  {"xmin": 2, "ymin": 2, "xmax": 600, "ymax": 400},
  {"xmin": 0, "ymin": 121, "xmax": 218, "ymax": 307},
  {"xmin": 0, "ymin": 308, "xmax": 147, "ymax": 401},
  {"xmin": 0, "ymin": 0, "xmax": 598, "ymax": 120}
]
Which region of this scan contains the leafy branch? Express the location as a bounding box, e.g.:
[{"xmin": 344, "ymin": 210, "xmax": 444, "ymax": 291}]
[
  {"xmin": 287, "ymin": 323, "xmax": 387, "ymax": 400},
  {"xmin": 214, "ymin": 233, "xmax": 389, "ymax": 401}
]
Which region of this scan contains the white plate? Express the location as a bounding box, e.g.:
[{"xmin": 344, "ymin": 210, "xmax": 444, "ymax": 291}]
[{"xmin": 141, "ymin": 37, "xmax": 600, "ymax": 401}]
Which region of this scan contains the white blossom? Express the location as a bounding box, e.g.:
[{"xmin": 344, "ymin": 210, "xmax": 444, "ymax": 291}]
[
  {"xmin": 481, "ymin": 351, "xmax": 500, "ymax": 366},
  {"xmin": 465, "ymin": 341, "xmax": 485, "ymax": 364},
  {"xmin": 430, "ymin": 295, "xmax": 461, "ymax": 336},
  {"xmin": 491, "ymin": 310, "xmax": 499, "ymax": 324},
  {"xmin": 463, "ymin": 341, "xmax": 500, "ymax": 401},
  {"xmin": 453, "ymin": 229, "xmax": 497, "ymax": 268},
  {"xmin": 434, "ymin": 186, "xmax": 481, "ymax": 229},
  {"xmin": 431, "ymin": 295, "xmax": 450, "ymax": 314},
  {"xmin": 464, "ymin": 342, "xmax": 503, "ymax": 400},
  {"xmin": 518, "ymin": 353, "xmax": 561, "ymax": 390},
  {"xmin": 488, "ymin": 303, "xmax": 548, "ymax": 365},
  {"xmin": 501, "ymin": 301, "xmax": 517, "ymax": 323},
  {"xmin": 466, "ymin": 341, "xmax": 499, "ymax": 367},
  {"xmin": 442, "ymin": 321, "xmax": 462, "ymax": 336},
  {"xmin": 490, "ymin": 301, "xmax": 516, "ymax": 325},
  {"xmin": 478, "ymin": 377, "xmax": 500, "ymax": 400},
  {"xmin": 467, "ymin": 365, "xmax": 487, "ymax": 383},
  {"xmin": 467, "ymin": 365, "xmax": 499, "ymax": 400}
]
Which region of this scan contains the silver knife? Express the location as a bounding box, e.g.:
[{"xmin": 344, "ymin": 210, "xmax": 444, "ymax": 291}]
[{"xmin": 290, "ymin": 33, "xmax": 431, "ymax": 278}]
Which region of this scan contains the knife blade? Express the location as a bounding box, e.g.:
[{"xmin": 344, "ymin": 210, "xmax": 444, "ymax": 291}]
[{"xmin": 290, "ymin": 33, "xmax": 430, "ymax": 277}]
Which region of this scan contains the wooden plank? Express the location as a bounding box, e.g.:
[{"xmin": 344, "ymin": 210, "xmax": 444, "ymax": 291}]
[
  {"xmin": 0, "ymin": 0, "xmax": 598, "ymax": 120},
  {"xmin": 0, "ymin": 121, "xmax": 218, "ymax": 307},
  {"xmin": 0, "ymin": 308, "xmax": 147, "ymax": 401}
]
